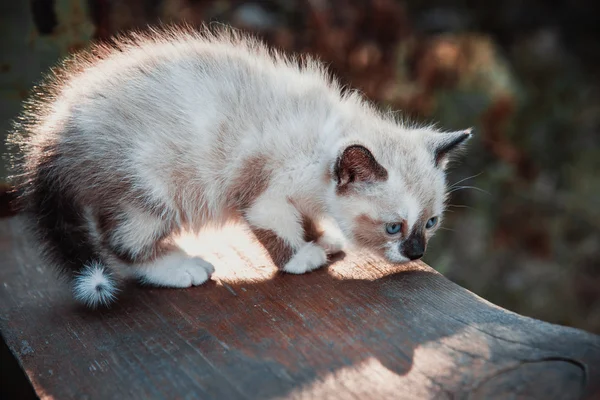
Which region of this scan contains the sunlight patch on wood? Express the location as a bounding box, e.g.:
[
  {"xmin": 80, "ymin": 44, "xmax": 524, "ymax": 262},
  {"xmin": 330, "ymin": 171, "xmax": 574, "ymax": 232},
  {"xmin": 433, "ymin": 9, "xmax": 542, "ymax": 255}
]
[
  {"xmin": 174, "ymin": 223, "xmax": 279, "ymax": 282},
  {"xmin": 408, "ymin": 328, "xmax": 494, "ymax": 388},
  {"xmin": 285, "ymin": 330, "xmax": 493, "ymax": 399},
  {"xmin": 284, "ymin": 357, "xmax": 425, "ymax": 399},
  {"xmin": 174, "ymin": 223, "xmax": 431, "ymax": 283}
]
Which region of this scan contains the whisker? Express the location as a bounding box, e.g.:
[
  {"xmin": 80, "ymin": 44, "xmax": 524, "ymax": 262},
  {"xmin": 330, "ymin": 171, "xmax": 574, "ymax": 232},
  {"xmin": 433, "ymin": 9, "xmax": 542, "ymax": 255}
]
[
  {"xmin": 439, "ymin": 227, "xmax": 456, "ymax": 232},
  {"xmin": 449, "ymin": 172, "xmax": 484, "ymax": 188},
  {"xmin": 447, "ymin": 185, "xmax": 490, "ymax": 195},
  {"xmin": 447, "ymin": 204, "xmax": 474, "ymax": 210}
]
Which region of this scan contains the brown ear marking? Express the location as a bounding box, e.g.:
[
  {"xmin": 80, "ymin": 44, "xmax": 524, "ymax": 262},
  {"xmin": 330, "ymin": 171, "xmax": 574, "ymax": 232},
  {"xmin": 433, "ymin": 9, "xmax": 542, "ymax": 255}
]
[
  {"xmin": 434, "ymin": 129, "xmax": 473, "ymax": 167},
  {"xmin": 334, "ymin": 145, "xmax": 388, "ymax": 194}
]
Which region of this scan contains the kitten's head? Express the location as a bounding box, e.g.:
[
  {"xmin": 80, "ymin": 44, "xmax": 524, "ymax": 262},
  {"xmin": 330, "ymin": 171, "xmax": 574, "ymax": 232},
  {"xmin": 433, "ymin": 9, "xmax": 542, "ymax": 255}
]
[{"xmin": 327, "ymin": 125, "xmax": 472, "ymax": 263}]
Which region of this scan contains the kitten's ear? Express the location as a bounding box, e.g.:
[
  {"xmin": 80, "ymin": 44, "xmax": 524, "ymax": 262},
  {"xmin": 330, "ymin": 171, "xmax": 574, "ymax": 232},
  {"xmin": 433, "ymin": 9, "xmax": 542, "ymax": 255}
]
[
  {"xmin": 429, "ymin": 128, "xmax": 473, "ymax": 169},
  {"xmin": 334, "ymin": 145, "xmax": 388, "ymax": 191}
]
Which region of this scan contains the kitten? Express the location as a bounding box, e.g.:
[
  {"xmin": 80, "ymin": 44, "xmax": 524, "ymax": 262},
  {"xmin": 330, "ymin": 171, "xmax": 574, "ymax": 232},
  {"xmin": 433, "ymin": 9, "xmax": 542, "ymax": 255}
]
[{"xmin": 7, "ymin": 25, "xmax": 471, "ymax": 308}]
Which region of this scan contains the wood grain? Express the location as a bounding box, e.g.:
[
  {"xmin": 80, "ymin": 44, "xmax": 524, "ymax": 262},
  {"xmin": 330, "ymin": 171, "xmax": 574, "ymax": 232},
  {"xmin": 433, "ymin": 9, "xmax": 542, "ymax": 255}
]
[{"xmin": 1, "ymin": 216, "xmax": 599, "ymax": 400}]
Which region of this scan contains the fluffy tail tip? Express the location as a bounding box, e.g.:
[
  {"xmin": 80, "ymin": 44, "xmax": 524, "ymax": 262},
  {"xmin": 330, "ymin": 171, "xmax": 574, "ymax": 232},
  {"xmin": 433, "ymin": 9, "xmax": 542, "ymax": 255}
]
[{"xmin": 73, "ymin": 262, "xmax": 119, "ymax": 308}]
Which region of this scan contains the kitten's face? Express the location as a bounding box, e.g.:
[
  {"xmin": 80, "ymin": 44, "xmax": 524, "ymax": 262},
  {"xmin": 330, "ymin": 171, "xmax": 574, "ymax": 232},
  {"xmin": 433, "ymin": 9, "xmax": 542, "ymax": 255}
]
[{"xmin": 328, "ymin": 128, "xmax": 471, "ymax": 263}]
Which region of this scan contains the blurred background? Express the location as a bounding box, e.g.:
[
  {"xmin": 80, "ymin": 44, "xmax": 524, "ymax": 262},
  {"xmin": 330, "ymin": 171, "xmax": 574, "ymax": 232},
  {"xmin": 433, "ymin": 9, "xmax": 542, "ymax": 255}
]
[{"xmin": 1, "ymin": 0, "xmax": 599, "ymax": 334}]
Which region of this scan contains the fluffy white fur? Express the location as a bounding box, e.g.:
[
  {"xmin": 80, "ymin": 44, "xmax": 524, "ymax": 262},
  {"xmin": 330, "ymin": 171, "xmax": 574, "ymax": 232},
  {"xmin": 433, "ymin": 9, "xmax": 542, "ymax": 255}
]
[
  {"xmin": 73, "ymin": 262, "xmax": 118, "ymax": 308},
  {"xmin": 283, "ymin": 243, "xmax": 328, "ymax": 274},
  {"xmin": 133, "ymin": 252, "xmax": 215, "ymax": 287},
  {"xmin": 9, "ymin": 25, "xmax": 471, "ymax": 307}
]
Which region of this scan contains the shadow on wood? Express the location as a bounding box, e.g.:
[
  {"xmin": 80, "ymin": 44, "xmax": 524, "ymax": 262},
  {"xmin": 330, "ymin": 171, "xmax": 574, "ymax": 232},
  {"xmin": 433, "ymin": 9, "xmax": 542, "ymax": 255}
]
[{"xmin": 0, "ymin": 216, "xmax": 599, "ymax": 399}]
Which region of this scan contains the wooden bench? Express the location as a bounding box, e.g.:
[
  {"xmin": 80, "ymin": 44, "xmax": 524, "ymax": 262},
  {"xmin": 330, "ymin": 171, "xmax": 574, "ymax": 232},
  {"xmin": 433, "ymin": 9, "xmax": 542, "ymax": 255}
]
[{"xmin": 1, "ymin": 214, "xmax": 599, "ymax": 399}]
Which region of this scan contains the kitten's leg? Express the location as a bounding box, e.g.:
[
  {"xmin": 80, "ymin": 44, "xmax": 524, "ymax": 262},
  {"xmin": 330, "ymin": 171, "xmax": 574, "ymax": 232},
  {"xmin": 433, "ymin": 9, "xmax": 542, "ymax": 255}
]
[
  {"xmin": 311, "ymin": 217, "xmax": 346, "ymax": 255},
  {"xmin": 98, "ymin": 207, "xmax": 214, "ymax": 287},
  {"xmin": 132, "ymin": 248, "xmax": 215, "ymax": 287},
  {"xmin": 316, "ymin": 231, "xmax": 345, "ymax": 255},
  {"xmin": 245, "ymin": 195, "xmax": 327, "ymax": 274}
]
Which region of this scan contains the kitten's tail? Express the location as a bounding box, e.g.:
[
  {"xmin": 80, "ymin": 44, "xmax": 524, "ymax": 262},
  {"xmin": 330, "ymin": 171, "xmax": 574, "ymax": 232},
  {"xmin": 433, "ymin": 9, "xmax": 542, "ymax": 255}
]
[
  {"xmin": 17, "ymin": 155, "xmax": 120, "ymax": 308},
  {"xmin": 72, "ymin": 262, "xmax": 119, "ymax": 308}
]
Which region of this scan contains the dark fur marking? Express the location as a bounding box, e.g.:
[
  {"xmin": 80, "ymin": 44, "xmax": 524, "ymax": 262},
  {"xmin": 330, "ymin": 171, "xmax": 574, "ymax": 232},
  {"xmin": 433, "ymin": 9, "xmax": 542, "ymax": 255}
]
[
  {"xmin": 252, "ymin": 228, "xmax": 294, "ymax": 268},
  {"xmin": 23, "ymin": 150, "xmax": 102, "ymax": 278},
  {"xmin": 434, "ymin": 132, "xmax": 472, "ymax": 167},
  {"xmin": 89, "ymin": 175, "xmax": 166, "ymax": 219},
  {"xmin": 228, "ymin": 155, "xmax": 272, "ymax": 210},
  {"xmin": 302, "ymin": 214, "xmax": 323, "ymax": 243},
  {"xmin": 352, "ymin": 214, "xmax": 389, "ymax": 250},
  {"xmin": 252, "ymin": 215, "xmax": 322, "ymax": 268},
  {"xmin": 335, "ymin": 145, "xmax": 388, "ymax": 195}
]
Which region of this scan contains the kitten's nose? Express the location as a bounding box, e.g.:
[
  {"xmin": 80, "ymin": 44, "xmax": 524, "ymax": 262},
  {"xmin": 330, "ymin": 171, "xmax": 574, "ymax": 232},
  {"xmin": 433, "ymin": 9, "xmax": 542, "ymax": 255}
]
[
  {"xmin": 402, "ymin": 234, "xmax": 425, "ymax": 260},
  {"xmin": 405, "ymin": 248, "xmax": 424, "ymax": 260}
]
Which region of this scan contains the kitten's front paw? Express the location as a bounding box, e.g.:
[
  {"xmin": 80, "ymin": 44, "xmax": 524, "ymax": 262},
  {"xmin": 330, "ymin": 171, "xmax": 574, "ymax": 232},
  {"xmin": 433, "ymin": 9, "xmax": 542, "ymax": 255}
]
[
  {"xmin": 176, "ymin": 257, "xmax": 215, "ymax": 287},
  {"xmin": 283, "ymin": 243, "xmax": 328, "ymax": 274},
  {"xmin": 136, "ymin": 255, "xmax": 215, "ymax": 287},
  {"xmin": 317, "ymin": 231, "xmax": 345, "ymax": 255}
]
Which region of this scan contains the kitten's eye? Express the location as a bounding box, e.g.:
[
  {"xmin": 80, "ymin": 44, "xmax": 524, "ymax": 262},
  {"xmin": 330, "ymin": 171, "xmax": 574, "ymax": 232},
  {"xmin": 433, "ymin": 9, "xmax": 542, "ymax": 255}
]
[
  {"xmin": 426, "ymin": 216, "xmax": 439, "ymax": 229},
  {"xmin": 385, "ymin": 222, "xmax": 402, "ymax": 235}
]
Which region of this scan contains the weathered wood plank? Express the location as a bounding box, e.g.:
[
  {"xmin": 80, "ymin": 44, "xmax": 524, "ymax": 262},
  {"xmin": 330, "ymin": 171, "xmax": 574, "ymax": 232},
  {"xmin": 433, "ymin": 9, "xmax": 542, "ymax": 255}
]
[{"xmin": 1, "ymin": 215, "xmax": 599, "ymax": 399}]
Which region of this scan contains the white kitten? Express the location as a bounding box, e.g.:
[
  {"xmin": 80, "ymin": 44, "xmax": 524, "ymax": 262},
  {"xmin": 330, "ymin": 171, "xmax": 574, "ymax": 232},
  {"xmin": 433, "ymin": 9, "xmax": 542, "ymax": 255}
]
[{"xmin": 7, "ymin": 25, "xmax": 471, "ymax": 308}]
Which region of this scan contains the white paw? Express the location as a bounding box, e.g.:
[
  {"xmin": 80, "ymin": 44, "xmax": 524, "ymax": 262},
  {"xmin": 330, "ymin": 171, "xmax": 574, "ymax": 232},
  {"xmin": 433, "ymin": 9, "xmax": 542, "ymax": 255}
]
[
  {"xmin": 317, "ymin": 231, "xmax": 346, "ymax": 255},
  {"xmin": 173, "ymin": 257, "xmax": 215, "ymax": 287},
  {"xmin": 283, "ymin": 243, "xmax": 328, "ymax": 274},
  {"xmin": 135, "ymin": 254, "xmax": 215, "ymax": 288}
]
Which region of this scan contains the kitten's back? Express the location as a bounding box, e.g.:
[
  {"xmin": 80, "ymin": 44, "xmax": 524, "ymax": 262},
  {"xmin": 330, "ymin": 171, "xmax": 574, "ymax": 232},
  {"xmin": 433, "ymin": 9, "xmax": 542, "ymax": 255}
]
[{"xmin": 6, "ymin": 25, "xmax": 349, "ymax": 307}]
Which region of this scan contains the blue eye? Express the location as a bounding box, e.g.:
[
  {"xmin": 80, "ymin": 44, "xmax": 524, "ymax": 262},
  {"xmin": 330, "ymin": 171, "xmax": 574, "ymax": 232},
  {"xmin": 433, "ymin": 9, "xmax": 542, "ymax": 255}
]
[
  {"xmin": 426, "ymin": 217, "xmax": 438, "ymax": 229},
  {"xmin": 385, "ymin": 222, "xmax": 402, "ymax": 235}
]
